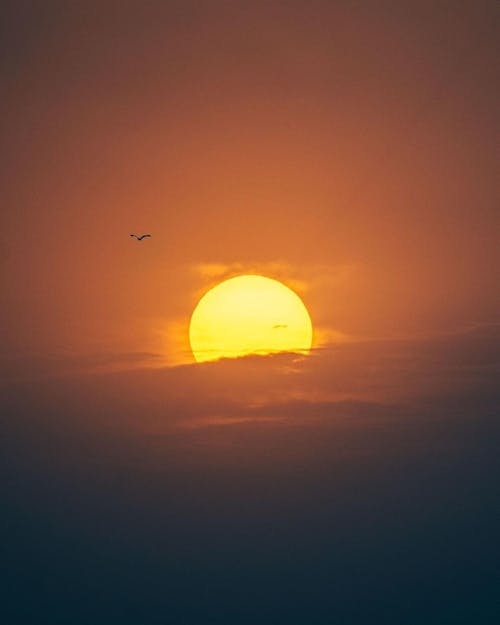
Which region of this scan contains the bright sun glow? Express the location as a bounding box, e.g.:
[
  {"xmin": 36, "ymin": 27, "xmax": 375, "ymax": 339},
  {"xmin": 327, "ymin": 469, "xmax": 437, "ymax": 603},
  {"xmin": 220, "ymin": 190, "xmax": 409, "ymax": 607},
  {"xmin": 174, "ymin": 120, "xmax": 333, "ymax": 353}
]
[{"xmin": 189, "ymin": 274, "xmax": 313, "ymax": 363}]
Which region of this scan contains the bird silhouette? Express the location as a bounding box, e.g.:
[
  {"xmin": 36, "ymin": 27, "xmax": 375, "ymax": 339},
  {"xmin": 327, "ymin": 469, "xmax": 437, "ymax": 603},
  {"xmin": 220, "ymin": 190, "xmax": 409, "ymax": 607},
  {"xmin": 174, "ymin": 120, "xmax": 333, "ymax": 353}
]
[
  {"xmin": 130, "ymin": 234, "xmax": 151, "ymax": 241},
  {"xmin": 273, "ymin": 324, "xmax": 288, "ymax": 329}
]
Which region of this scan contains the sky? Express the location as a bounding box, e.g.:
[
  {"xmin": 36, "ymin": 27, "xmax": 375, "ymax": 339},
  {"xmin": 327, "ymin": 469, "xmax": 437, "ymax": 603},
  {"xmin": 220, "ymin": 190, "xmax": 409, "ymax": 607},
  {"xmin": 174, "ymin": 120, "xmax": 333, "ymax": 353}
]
[{"xmin": 1, "ymin": 2, "xmax": 499, "ymax": 624}]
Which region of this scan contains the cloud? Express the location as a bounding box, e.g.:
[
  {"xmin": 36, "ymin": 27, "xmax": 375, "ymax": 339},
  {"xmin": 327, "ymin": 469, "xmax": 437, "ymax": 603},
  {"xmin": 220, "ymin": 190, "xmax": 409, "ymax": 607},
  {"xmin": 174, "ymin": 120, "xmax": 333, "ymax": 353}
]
[
  {"xmin": 192, "ymin": 261, "xmax": 308, "ymax": 295},
  {"xmin": 188, "ymin": 261, "xmax": 360, "ymax": 352},
  {"xmin": 1, "ymin": 322, "xmax": 497, "ymax": 437},
  {"xmin": 1, "ymin": 312, "xmax": 498, "ymax": 625},
  {"xmin": 0, "ymin": 350, "xmax": 164, "ymax": 385},
  {"xmin": 191, "ymin": 260, "xmax": 359, "ymax": 297}
]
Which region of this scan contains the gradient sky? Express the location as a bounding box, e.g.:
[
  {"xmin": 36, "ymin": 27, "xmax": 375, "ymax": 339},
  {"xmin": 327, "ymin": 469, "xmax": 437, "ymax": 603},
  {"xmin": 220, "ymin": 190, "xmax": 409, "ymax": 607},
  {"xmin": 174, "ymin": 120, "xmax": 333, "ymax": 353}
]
[{"xmin": 1, "ymin": 2, "xmax": 499, "ymax": 624}]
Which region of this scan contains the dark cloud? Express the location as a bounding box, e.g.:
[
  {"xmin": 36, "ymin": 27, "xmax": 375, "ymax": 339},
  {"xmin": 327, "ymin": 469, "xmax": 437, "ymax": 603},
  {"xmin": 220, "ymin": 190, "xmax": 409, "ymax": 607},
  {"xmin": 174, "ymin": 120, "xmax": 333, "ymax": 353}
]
[
  {"xmin": 2, "ymin": 328, "xmax": 499, "ymax": 625},
  {"xmin": 2, "ymin": 327, "xmax": 499, "ymax": 624},
  {"xmin": 2, "ymin": 324, "xmax": 498, "ymax": 427},
  {"xmin": 0, "ymin": 350, "xmax": 164, "ymax": 385}
]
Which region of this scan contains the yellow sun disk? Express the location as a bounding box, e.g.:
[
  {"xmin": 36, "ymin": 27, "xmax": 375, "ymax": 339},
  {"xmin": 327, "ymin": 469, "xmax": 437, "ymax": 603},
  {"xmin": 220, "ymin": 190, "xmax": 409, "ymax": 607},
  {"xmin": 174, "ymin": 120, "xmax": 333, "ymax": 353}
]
[{"xmin": 189, "ymin": 275, "xmax": 313, "ymax": 362}]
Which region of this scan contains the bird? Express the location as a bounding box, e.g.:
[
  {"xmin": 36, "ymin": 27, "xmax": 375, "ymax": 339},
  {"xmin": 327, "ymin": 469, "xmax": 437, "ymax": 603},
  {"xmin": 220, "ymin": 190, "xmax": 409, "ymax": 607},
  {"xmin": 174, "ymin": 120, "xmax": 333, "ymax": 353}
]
[
  {"xmin": 273, "ymin": 324, "xmax": 288, "ymax": 329},
  {"xmin": 130, "ymin": 234, "xmax": 151, "ymax": 241}
]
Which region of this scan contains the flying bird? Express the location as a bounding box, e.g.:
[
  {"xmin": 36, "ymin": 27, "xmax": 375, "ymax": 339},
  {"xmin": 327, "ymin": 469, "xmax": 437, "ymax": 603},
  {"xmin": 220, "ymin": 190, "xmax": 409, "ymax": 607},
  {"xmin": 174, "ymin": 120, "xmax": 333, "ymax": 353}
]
[
  {"xmin": 130, "ymin": 234, "xmax": 151, "ymax": 241},
  {"xmin": 273, "ymin": 324, "xmax": 288, "ymax": 329}
]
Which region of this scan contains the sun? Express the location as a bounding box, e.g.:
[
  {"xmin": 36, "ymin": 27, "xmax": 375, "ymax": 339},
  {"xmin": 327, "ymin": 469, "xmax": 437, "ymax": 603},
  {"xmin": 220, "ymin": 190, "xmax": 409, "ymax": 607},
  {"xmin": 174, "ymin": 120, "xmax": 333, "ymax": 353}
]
[{"xmin": 189, "ymin": 274, "xmax": 313, "ymax": 363}]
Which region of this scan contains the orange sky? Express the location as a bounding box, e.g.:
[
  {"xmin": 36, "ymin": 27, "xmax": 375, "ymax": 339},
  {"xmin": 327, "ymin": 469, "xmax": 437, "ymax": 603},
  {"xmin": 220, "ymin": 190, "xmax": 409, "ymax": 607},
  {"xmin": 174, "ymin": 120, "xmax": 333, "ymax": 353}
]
[
  {"xmin": 1, "ymin": 1, "xmax": 498, "ymax": 373},
  {"xmin": 1, "ymin": 5, "xmax": 499, "ymax": 623}
]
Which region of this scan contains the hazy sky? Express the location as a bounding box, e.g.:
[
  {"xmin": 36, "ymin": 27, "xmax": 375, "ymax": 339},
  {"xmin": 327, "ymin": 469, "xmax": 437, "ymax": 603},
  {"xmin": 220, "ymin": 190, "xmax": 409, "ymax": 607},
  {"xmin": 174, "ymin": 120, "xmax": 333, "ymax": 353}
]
[
  {"xmin": 1, "ymin": 0, "xmax": 498, "ymax": 367},
  {"xmin": 1, "ymin": 2, "xmax": 499, "ymax": 624}
]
